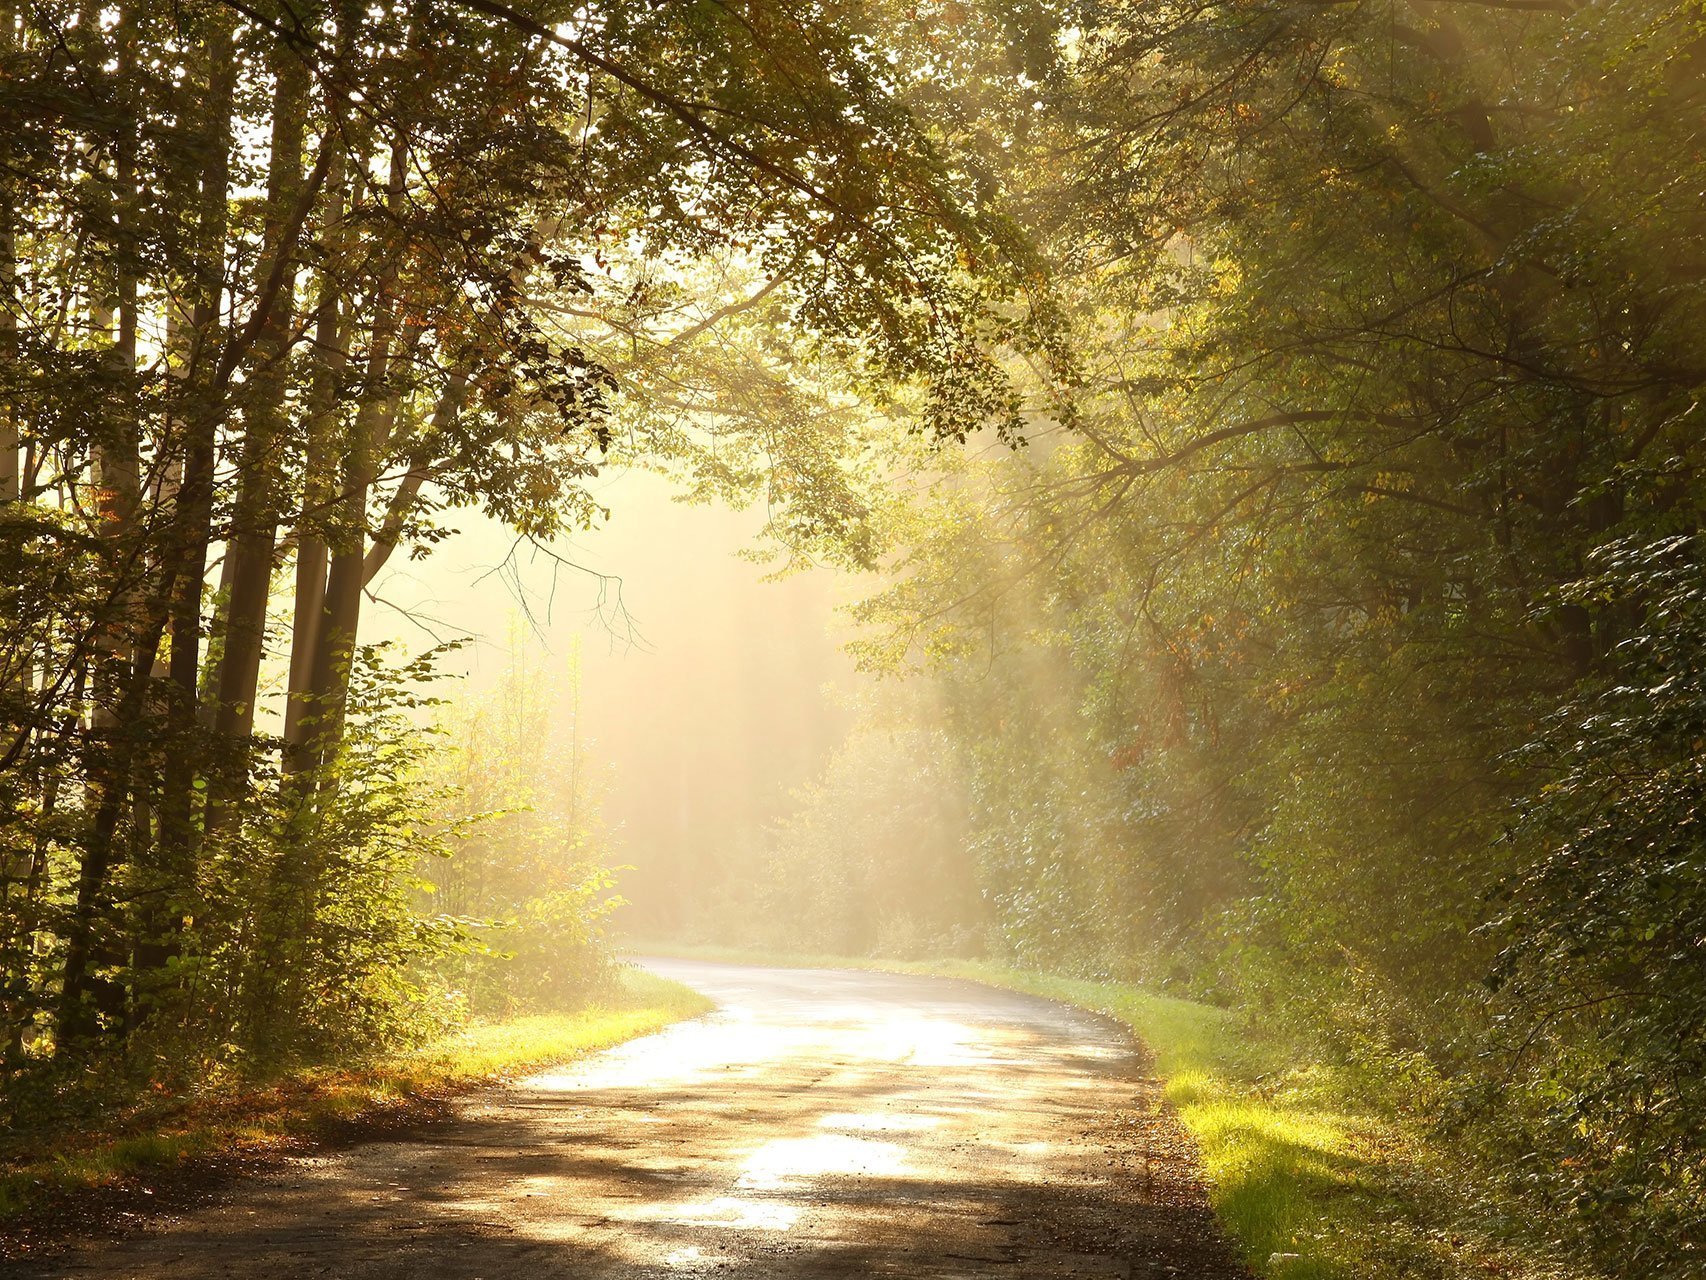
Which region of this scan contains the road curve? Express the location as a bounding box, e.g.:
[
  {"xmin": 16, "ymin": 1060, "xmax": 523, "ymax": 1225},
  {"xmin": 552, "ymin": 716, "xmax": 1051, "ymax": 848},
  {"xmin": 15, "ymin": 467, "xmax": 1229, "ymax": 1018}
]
[{"xmin": 13, "ymin": 960, "xmax": 1246, "ymax": 1279}]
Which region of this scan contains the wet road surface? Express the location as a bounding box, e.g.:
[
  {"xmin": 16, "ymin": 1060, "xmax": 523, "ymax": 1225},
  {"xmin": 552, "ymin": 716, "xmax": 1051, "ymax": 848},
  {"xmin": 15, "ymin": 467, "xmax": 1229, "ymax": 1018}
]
[{"xmin": 12, "ymin": 960, "xmax": 1246, "ymax": 1279}]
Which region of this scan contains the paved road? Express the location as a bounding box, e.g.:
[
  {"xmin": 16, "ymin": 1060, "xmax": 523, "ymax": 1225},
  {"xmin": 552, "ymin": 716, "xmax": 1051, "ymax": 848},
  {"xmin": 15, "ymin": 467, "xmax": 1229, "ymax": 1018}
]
[{"xmin": 13, "ymin": 960, "xmax": 1245, "ymax": 1279}]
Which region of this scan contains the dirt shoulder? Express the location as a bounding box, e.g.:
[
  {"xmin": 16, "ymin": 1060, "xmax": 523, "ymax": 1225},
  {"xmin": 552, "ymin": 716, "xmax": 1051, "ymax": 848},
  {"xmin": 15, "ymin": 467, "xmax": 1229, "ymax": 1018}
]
[{"xmin": 1, "ymin": 971, "xmax": 709, "ymax": 1260}]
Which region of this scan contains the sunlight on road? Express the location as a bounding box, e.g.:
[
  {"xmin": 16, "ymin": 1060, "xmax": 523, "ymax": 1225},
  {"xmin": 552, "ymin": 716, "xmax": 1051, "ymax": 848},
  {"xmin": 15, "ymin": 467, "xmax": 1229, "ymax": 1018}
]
[
  {"xmin": 631, "ymin": 1125, "xmax": 909, "ymax": 1242},
  {"xmin": 736, "ymin": 1134, "xmax": 908, "ymax": 1192},
  {"xmin": 16, "ymin": 962, "xmax": 1235, "ymax": 1280},
  {"xmin": 819, "ymin": 1111, "xmax": 941, "ymax": 1133},
  {"xmin": 658, "ymin": 1196, "xmax": 805, "ymax": 1231}
]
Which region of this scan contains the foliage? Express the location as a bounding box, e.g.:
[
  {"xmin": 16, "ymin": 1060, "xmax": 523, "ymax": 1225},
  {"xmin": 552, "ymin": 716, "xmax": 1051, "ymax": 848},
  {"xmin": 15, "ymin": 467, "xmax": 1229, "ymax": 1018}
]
[
  {"xmin": 220, "ymin": 647, "xmax": 474, "ymax": 1065},
  {"xmin": 680, "ymin": 0, "xmax": 1706, "ymax": 1272},
  {"xmin": 423, "ymin": 639, "xmax": 621, "ymax": 1015},
  {"xmin": 0, "ymin": 0, "xmax": 1046, "ymax": 1091},
  {"xmin": 727, "ymin": 706, "xmax": 986, "ymax": 957},
  {"xmin": 1481, "ymin": 535, "xmax": 1706, "ymax": 1268}
]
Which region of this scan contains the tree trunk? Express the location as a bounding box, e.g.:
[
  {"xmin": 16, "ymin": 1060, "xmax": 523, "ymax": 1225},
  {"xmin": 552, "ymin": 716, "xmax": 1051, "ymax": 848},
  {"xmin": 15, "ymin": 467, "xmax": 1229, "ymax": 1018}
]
[
  {"xmin": 59, "ymin": 0, "xmax": 144, "ymax": 1047},
  {"xmin": 0, "ymin": 0, "xmax": 17, "ymax": 509},
  {"xmin": 281, "ymin": 150, "xmax": 350, "ymax": 788},
  {"xmin": 292, "ymin": 133, "xmax": 411, "ymax": 805},
  {"xmin": 205, "ymin": 44, "xmax": 310, "ymax": 823},
  {"xmin": 138, "ymin": 5, "xmax": 236, "ymax": 1003}
]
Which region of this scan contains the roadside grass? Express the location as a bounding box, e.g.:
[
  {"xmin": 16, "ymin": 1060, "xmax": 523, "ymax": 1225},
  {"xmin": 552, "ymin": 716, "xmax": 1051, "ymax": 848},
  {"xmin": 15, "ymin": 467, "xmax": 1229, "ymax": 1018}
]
[
  {"xmin": 0, "ymin": 967, "xmax": 710, "ymax": 1230},
  {"xmin": 928, "ymin": 965, "xmax": 1390, "ymax": 1280},
  {"xmin": 626, "ymin": 942, "xmax": 1580, "ymax": 1280}
]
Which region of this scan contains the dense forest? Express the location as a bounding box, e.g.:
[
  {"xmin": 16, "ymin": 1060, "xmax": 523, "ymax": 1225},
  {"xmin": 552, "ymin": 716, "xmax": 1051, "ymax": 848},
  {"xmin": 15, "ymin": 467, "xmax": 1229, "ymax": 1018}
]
[{"xmin": 2, "ymin": 0, "xmax": 1703, "ymax": 1274}]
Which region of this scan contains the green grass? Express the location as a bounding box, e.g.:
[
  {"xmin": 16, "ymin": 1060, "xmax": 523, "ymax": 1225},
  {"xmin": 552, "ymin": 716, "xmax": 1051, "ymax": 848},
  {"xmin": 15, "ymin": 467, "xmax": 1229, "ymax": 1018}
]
[
  {"xmin": 929, "ymin": 965, "xmax": 1375, "ymax": 1280},
  {"xmin": 627, "ymin": 942, "xmax": 1582, "ymax": 1280},
  {"xmin": 0, "ymin": 967, "xmax": 711, "ymax": 1228}
]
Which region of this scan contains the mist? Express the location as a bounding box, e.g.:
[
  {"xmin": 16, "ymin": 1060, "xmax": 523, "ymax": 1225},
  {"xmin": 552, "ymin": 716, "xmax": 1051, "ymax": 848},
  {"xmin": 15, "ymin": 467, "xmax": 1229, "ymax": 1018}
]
[{"xmin": 362, "ymin": 468, "xmax": 863, "ymax": 939}]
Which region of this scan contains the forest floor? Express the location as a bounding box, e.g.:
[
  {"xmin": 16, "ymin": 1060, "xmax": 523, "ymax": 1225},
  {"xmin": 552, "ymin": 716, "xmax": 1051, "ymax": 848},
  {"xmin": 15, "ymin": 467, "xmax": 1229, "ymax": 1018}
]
[
  {"xmin": 624, "ymin": 944, "xmax": 1588, "ymax": 1280},
  {"xmin": 8, "ymin": 958, "xmax": 1248, "ymax": 1279},
  {"xmin": 0, "ymin": 968, "xmax": 710, "ymax": 1257}
]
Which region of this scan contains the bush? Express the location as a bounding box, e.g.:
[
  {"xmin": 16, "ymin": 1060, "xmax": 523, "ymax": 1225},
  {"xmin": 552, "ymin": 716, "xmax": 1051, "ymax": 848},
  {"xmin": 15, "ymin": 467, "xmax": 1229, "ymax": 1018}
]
[{"xmin": 1482, "ymin": 535, "xmax": 1706, "ymax": 1275}]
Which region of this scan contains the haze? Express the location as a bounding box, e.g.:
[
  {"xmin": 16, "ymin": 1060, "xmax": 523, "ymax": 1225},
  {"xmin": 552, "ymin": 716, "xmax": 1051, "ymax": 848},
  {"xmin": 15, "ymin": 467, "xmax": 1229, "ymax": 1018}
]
[{"xmin": 363, "ymin": 469, "xmax": 860, "ymax": 937}]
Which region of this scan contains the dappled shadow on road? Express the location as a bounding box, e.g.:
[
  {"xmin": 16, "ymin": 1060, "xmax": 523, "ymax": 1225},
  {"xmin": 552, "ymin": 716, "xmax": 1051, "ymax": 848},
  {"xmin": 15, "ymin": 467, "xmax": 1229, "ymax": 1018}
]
[{"xmin": 14, "ymin": 962, "xmax": 1250, "ymax": 1280}]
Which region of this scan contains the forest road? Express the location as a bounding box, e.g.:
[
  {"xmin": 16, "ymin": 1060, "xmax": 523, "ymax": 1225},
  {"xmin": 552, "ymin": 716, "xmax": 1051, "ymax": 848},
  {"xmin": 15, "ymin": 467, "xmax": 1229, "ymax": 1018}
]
[{"xmin": 13, "ymin": 959, "xmax": 1247, "ymax": 1279}]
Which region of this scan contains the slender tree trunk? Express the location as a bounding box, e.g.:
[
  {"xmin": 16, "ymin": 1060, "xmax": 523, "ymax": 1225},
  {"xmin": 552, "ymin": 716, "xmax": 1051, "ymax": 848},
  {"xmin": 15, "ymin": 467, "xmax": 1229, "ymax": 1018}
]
[
  {"xmin": 281, "ymin": 153, "xmax": 349, "ymax": 787},
  {"xmin": 60, "ymin": 0, "xmax": 144, "ymax": 1046},
  {"xmin": 58, "ymin": 616, "xmax": 168, "ymax": 1045},
  {"xmin": 360, "ymin": 371, "xmax": 467, "ymax": 585},
  {"xmin": 0, "ymin": 0, "xmax": 25, "ymax": 984},
  {"xmin": 204, "ymin": 45, "xmax": 310, "ymax": 828},
  {"xmin": 292, "ymin": 132, "xmax": 412, "ymax": 804},
  {"xmin": 298, "ymin": 329, "xmax": 392, "ymax": 796},
  {"xmin": 249, "ymin": 123, "xmax": 350, "ymax": 1056},
  {"xmin": 2, "ymin": 762, "xmax": 55, "ymax": 1069},
  {"xmin": 139, "ymin": 5, "xmax": 236, "ymax": 1002},
  {"xmin": 0, "ymin": 0, "xmax": 18, "ymax": 508}
]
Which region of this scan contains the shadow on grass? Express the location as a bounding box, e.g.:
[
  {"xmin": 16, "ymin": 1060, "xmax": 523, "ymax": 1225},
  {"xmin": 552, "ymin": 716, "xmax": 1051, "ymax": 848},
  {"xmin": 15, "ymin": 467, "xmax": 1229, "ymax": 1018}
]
[{"xmin": 1181, "ymin": 1089, "xmax": 1376, "ymax": 1280}]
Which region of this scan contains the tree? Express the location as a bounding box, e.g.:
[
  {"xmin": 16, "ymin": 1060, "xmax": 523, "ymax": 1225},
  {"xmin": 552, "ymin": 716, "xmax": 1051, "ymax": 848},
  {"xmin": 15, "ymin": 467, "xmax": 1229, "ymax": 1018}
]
[{"xmin": 0, "ymin": 0, "xmax": 1053, "ymax": 1071}]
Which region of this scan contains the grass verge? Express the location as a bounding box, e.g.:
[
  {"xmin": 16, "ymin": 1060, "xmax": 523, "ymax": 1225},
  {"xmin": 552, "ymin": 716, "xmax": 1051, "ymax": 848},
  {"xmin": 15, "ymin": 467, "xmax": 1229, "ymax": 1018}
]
[
  {"xmin": 628, "ymin": 942, "xmax": 1579, "ymax": 1280},
  {"xmin": 0, "ymin": 967, "xmax": 710, "ymax": 1236}
]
